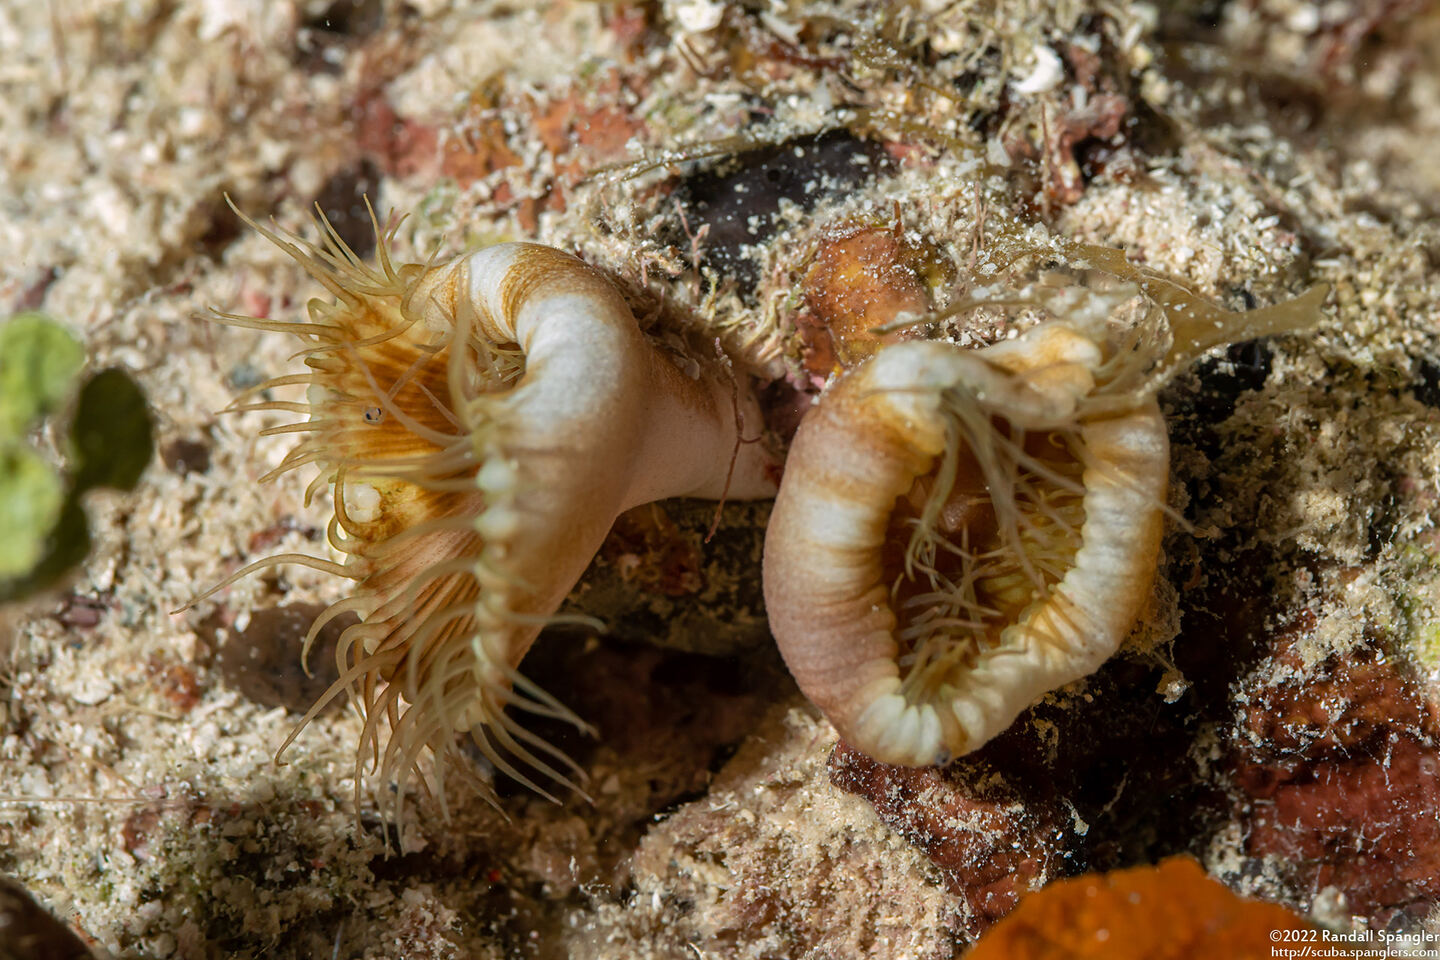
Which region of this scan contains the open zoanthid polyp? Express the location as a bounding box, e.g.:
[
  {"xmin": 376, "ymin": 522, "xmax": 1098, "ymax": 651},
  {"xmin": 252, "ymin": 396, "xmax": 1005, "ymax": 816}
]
[
  {"xmin": 185, "ymin": 203, "xmax": 776, "ymax": 817},
  {"xmin": 763, "ymin": 244, "xmax": 1328, "ymax": 767}
]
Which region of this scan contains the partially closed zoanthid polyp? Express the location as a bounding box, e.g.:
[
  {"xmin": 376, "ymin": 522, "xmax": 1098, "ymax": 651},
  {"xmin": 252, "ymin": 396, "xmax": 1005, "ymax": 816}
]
[
  {"xmin": 763, "ymin": 262, "xmax": 1328, "ymax": 768},
  {"xmin": 765, "ymin": 325, "xmax": 1166, "ymax": 766}
]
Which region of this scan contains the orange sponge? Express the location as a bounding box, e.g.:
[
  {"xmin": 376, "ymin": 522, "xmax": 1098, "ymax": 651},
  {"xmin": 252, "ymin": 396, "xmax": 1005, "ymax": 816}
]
[{"xmin": 966, "ymin": 856, "xmax": 1319, "ymax": 960}]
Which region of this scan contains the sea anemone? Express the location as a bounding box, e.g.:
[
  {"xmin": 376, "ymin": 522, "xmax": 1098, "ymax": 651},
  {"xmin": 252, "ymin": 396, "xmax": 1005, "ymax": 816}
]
[
  {"xmin": 185, "ymin": 203, "xmax": 777, "ymax": 817},
  {"xmin": 763, "ymin": 251, "xmax": 1327, "ymax": 766}
]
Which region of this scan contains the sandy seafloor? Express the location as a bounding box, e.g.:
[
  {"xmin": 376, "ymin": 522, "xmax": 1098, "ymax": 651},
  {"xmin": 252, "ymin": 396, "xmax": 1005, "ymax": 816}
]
[{"xmin": 3, "ymin": 0, "xmax": 1440, "ymax": 957}]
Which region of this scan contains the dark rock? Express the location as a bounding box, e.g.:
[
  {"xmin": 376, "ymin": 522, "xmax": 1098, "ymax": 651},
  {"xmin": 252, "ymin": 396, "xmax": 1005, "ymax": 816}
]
[
  {"xmin": 669, "ymin": 130, "xmax": 892, "ymax": 295},
  {"xmin": 312, "ymin": 158, "xmax": 384, "ymax": 260},
  {"xmin": 161, "ymin": 436, "xmax": 211, "ymax": 477},
  {"xmin": 1413, "ymin": 356, "xmax": 1440, "ymax": 409},
  {"xmin": 0, "ymin": 876, "xmax": 96, "ymax": 960},
  {"xmin": 561, "ymin": 499, "xmax": 771, "ymax": 656},
  {"xmin": 1162, "ymin": 337, "xmax": 1275, "ymax": 437},
  {"xmin": 217, "ymin": 602, "xmax": 356, "ymax": 714}
]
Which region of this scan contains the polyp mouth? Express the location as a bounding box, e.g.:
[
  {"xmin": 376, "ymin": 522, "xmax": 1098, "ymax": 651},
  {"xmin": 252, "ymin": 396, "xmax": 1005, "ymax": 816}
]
[{"xmin": 888, "ymin": 404, "xmax": 1089, "ymax": 711}]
